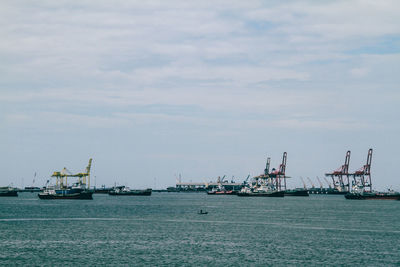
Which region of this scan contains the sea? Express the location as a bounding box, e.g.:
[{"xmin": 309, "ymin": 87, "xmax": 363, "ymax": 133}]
[{"xmin": 1, "ymin": 192, "xmax": 399, "ymax": 266}]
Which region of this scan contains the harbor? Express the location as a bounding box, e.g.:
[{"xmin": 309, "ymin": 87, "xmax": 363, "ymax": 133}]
[{"xmin": 2, "ymin": 148, "xmax": 399, "ymax": 201}]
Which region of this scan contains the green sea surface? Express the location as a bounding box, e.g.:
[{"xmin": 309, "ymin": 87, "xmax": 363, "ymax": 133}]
[{"xmin": 1, "ymin": 192, "xmax": 400, "ymax": 266}]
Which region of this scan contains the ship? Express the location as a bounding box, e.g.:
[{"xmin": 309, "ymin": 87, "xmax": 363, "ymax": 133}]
[
  {"xmin": 39, "ymin": 185, "xmax": 93, "ymax": 199},
  {"xmin": 94, "ymin": 185, "xmax": 112, "ymax": 194},
  {"xmin": 345, "ymin": 188, "xmax": 400, "ymax": 200},
  {"xmin": 109, "ymin": 186, "xmax": 152, "ymax": 196},
  {"xmin": 23, "ymin": 186, "xmax": 42, "ymax": 192},
  {"xmin": 207, "ymin": 187, "xmax": 236, "ymax": 195},
  {"xmin": 206, "ymin": 180, "xmax": 237, "ymax": 195},
  {"xmin": 284, "ymin": 188, "xmax": 309, "ymax": 196},
  {"xmin": 38, "ymin": 159, "xmax": 94, "ymax": 200},
  {"xmin": 0, "ymin": 186, "xmax": 18, "ymax": 197},
  {"xmin": 237, "ymin": 185, "xmax": 284, "ymax": 197}
]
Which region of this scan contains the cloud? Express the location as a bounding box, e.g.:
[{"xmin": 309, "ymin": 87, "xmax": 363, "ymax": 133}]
[{"xmin": 350, "ymin": 67, "xmax": 369, "ymax": 78}]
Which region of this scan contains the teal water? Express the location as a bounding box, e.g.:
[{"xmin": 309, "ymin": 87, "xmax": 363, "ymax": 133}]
[{"xmin": 1, "ymin": 193, "xmax": 400, "ymax": 266}]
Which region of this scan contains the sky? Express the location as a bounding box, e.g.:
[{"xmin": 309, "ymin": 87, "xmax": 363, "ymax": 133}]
[{"xmin": 1, "ymin": 0, "xmax": 399, "ymax": 190}]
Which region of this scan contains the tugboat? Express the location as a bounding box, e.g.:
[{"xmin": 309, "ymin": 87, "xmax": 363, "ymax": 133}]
[
  {"xmin": 207, "ymin": 184, "xmax": 236, "ymax": 195},
  {"xmin": 0, "ymin": 186, "xmax": 18, "ymax": 197},
  {"xmin": 38, "ymin": 159, "xmax": 94, "ymax": 200},
  {"xmin": 109, "ymin": 186, "xmax": 152, "ymax": 196}
]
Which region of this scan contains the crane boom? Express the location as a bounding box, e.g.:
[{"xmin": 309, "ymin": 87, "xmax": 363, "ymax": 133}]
[
  {"xmin": 316, "ymin": 176, "xmax": 324, "ymax": 188},
  {"xmin": 307, "ymin": 177, "xmax": 315, "ymax": 188}
]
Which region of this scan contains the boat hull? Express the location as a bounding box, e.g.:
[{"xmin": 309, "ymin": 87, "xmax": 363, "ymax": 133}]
[
  {"xmin": 237, "ymin": 191, "xmax": 284, "ymax": 197},
  {"xmin": 207, "ymin": 191, "xmax": 236, "ymax": 195},
  {"xmin": 0, "ymin": 191, "xmax": 18, "ymax": 197},
  {"xmin": 109, "ymin": 189, "xmax": 152, "ymax": 196},
  {"xmin": 284, "ymin": 189, "xmax": 309, "ymax": 196},
  {"xmin": 38, "ymin": 191, "xmax": 93, "ymax": 199},
  {"xmin": 345, "ymin": 192, "xmax": 400, "ymax": 200}
]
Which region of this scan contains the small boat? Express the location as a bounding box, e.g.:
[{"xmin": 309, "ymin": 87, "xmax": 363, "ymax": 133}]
[
  {"xmin": 207, "ymin": 186, "xmax": 236, "ymax": 195},
  {"xmin": 109, "ymin": 186, "xmax": 152, "ymax": 196},
  {"xmin": 0, "ymin": 187, "xmax": 18, "ymax": 197},
  {"xmin": 198, "ymin": 210, "xmax": 208, "ymax": 215}
]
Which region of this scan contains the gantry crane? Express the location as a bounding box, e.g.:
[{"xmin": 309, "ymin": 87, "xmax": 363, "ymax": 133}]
[
  {"xmin": 316, "ymin": 176, "xmax": 324, "ymax": 189},
  {"xmin": 323, "ymin": 177, "xmax": 332, "ymax": 189},
  {"xmin": 252, "ymin": 152, "xmax": 288, "ymax": 191},
  {"xmin": 350, "ymin": 149, "xmax": 373, "ymax": 192},
  {"xmin": 269, "ymin": 152, "xmax": 288, "ymax": 191},
  {"xmin": 51, "ymin": 158, "xmax": 92, "ymax": 189},
  {"xmin": 300, "ymin": 177, "xmax": 307, "ymax": 189},
  {"xmin": 325, "ymin": 151, "xmax": 351, "ymax": 192},
  {"xmin": 307, "ymin": 177, "xmax": 315, "ymax": 188}
]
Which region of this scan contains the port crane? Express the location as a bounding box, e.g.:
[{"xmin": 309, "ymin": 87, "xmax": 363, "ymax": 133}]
[
  {"xmin": 307, "ymin": 177, "xmax": 315, "ymax": 188},
  {"xmin": 252, "ymin": 152, "xmax": 288, "ymax": 191},
  {"xmin": 350, "ymin": 148, "xmax": 373, "ymax": 192},
  {"xmin": 316, "ymin": 176, "xmax": 324, "ymax": 189},
  {"xmin": 51, "ymin": 158, "xmax": 93, "ymax": 189},
  {"xmin": 323, "ymin": 177, "xmax": 332, "ymax": 189},
  {"xmin": 269, "ymin": 152, "xmax": 288, "ymax": 191},
  {"xmin": 300, "ymin": 177, "xmax": 307, "ymax": 189},
  {"xmin": 325, "ymin": 151, "xmax": 351, "ymax": 192}
]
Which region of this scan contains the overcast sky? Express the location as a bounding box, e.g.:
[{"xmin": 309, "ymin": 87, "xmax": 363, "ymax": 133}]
[{"xmin": 1, "ymin": 0, "xmax": 399, "ymax": 190}]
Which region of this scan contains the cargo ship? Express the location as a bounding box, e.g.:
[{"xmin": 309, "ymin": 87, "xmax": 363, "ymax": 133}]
[
  {"xmin": 0, "ymin": 186, "xmax": 18, "ymax": 197},
  {"xmin": 109, "ymin": 186, "xmax": 152, "ymax": 196}
]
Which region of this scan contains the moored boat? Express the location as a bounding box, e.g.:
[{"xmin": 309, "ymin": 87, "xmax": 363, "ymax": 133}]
[
  {"xmin": 109, "ymin": 186, "xmax": 152, "ymax": 196},
  {"xmin": 237, "ymin": 185, "xmax": 284, "ymax": 197},
  {"xmin": 345, "ymin": 191, "xmax": 400, "ymax": 200},
  {"xmin": 38, "ymin": 186, "xmax": 93, "ymax": 200},
  {"xmin": 23, "ymin": 186, "xmax": 42, "ymax": 192},
  {"xmin": 284, "ymin": 188, "xmax": 309, "ymax": 196},
  {"xmin": 207, "ymin": 185, "xmax": 236, "ymax": 195},
  {"xmin": 0, "ymin": 187, "xmax": 18, "ymax": 197},
  {"xmin": 237, "ymin": 190, "xmax": 284, "ymax": 197}
]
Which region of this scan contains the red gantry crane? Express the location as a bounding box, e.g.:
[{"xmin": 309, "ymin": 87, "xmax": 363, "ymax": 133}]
[
  {"xmin": 252, "ymin": 152, "xmax": 288, "ymax": 191},
  {"xmin": 269, "ymin": 152, "xmax": 288, "ymax": 191},
  {"xmin": 350, "ymin": 148, "xmax": 373, "ymax": 192},
  {"xmin": 325, "ymin": 151, "xmax": 351, "ymax": 192}
]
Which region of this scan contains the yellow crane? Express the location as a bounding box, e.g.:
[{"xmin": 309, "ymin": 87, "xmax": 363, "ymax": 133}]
[{"xmin": 51, "ymin": 158, "xmax": 93, "ymax": 189}]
